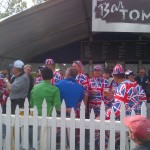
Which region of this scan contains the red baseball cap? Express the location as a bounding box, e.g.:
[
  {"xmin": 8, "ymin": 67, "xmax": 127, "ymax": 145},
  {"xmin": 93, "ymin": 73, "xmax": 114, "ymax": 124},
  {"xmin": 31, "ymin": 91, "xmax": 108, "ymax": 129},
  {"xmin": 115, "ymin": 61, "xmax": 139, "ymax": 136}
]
[
  {"xmin": 124, "ymin": 115, "xmax": 150, "ymax": 140},
  {"xmin": 45, "ymin": 59, "xmax": 54, "ymax": 65}
]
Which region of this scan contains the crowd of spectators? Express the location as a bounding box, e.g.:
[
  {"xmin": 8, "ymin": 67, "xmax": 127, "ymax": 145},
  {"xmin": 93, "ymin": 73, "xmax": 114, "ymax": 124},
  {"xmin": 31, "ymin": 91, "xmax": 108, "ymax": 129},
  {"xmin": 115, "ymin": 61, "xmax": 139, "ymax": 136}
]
[{"xmin": 0, "ymin": 58, "xmax": 150, "ymax": 148}]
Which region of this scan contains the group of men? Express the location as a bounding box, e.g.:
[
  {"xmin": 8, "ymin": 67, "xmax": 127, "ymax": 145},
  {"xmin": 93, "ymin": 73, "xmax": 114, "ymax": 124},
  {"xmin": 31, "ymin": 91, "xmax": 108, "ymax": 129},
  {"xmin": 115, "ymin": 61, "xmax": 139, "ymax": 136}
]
[
  {"xmin": 0, "ymin": 58, "xmax": 150, "ymax": 149},
  {"xmin": 0, "ymin": 58, "xmax": 148, "ymax": 117}
]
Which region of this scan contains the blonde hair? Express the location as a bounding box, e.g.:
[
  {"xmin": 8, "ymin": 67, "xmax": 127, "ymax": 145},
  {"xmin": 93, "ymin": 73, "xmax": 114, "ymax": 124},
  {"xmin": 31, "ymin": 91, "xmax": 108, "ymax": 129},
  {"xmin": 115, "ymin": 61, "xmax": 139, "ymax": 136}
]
[{"xmin": 24, "ymin": 64, "xmax": 32, "ymax": 70}]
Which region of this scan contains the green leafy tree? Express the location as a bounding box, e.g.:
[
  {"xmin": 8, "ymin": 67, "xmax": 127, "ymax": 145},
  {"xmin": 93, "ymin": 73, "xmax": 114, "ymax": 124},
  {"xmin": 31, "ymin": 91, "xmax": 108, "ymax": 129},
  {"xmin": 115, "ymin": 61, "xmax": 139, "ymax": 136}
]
[
  {"xmin": 0, "ymin": 0, "xmax": 27, "ymax": 19},
  {"xmin": 32, "ymin": 0, "xmax": 46, "ymax": 5}
]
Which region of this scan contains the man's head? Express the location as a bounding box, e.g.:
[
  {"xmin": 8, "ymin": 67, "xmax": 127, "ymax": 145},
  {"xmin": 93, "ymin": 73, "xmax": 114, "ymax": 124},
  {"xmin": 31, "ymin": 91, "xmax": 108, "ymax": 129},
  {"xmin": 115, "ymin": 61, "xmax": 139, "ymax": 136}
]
[
  {"xmin": 103, "ymin": 69, "xmax": 111, "ymax": 80},
  {"xmin": 112, "ymin": 64, "xmax": 125, "ymax": 84},
  {"xmin": 138, "ymin": 67, "xmax": 146, "ymax": 78},
  {"xmin": 65, "ymin": 67, "xmax": 78, "ymax": 79},
  {"xmin": 10, "ymin": 60, "xmax": 24, "ymax": 76},
  {"xmin": 24, "ymin": 64, "xmax": 32, "ymax": 75},
  {"xmin": 93, "ymin": 65, "xmax": 103, "ymax": 77},
  {"xmin": 72, "ymin": 60, "xmax": 83, "ymax": 74},
  {"xmin": 124, "ymin": 115, "xmax": 150, "ymax": 144},
  {"xmin": 40, "ymin": 67, "xmax": 53, "ymax": 80},
  {"xmin": 1, "ymin": 68, "xmax": 9, "ymax": 76},
  {"xmin": 125, "ymin": 70, "xmax": 135, "ymax": 82},
  {"xmin": 45, "ymin": 58, "xmax": 55, "ymax": 71}
]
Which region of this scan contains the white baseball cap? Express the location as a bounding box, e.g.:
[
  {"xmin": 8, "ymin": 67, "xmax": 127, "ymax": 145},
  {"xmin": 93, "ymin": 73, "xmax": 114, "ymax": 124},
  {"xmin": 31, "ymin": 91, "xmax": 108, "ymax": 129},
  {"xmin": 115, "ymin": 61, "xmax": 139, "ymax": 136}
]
[{"xmin": 9, "ymin": 60, "xmax": 24, "ymax": 68}]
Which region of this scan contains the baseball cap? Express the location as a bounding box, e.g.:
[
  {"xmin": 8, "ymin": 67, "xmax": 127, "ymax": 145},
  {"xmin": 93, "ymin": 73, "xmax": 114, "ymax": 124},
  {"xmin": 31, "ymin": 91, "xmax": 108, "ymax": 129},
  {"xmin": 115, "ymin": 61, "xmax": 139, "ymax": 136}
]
[
  {"xmin": 45, "ymin": 59, "xmax": 54, "ymax": 65},
  {"xmin": 125, "ymin": 70, "xmax": 134, "ymax": 78},
  {"xmin": 112, "ymin": 64, "xmax": 124, "ymax": 75},
  {"xmin": 9, "ymin": 60, "xmax": 24, "ymax": 68},
  {"xmin": 124, "ymin": 115, "xmax": 150, "ymax": 140},
  {"xmin": 73, "ymin": 60, "xmax": 83, "ymax": 68},
  {"xmin": 93, "ymin": 65, "xmax": 102, "ymax": 71}
]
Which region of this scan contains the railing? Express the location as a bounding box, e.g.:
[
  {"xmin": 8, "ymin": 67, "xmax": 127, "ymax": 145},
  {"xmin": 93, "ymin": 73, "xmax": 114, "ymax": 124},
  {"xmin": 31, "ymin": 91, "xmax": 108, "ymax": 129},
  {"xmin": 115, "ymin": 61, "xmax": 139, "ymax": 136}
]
[{"xmin": 0, "ymin": 98, "xmax": 147, "ymax": 150}]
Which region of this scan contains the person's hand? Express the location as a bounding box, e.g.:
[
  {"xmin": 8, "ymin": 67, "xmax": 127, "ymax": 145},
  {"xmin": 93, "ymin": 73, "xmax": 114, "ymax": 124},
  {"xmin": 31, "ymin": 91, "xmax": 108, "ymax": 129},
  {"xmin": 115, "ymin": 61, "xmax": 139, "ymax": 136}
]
[
  {"xmin": 103, "ymin": 90, "xmax": 112, "ymax": 97},
  {"xmin": 95, "ymin": 116, "xmax": 100, "ymax": 120},
  {"xmin": 90, "ymin": 90, "xmax": 98, "ymax": 95},
  {"xmin": 4, "ymin": 78, "xmax": 9, "ymax": 83}
]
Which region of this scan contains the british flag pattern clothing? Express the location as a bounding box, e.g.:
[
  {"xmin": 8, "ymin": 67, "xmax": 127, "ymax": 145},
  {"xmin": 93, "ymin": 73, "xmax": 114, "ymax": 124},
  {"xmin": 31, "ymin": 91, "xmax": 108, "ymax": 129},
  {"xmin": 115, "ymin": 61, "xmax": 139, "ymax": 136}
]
[
  {"xmin": 76, "ymin": 73, "xmax": 89, "ymax": 95},
  {"xmin": 51, "ymin": 71, "xmax": 63, "ymax": 85},
  {"xmin": 88, "ymin": 77, "xmax": 110, "ymax": 117},
  {"xmin": 34, "ymin": 76, "xmax": 42, "ymax": 85},
  {"xmin": 0, "ymin": 78, "xmax": 9, "ymax": 106},
  {"xmin": 132, "ymin": 81, "xmax": 147, "ymax": 101},
  {"xmin": 35, "ymin": 71, "xmax": 63, "ymax": 85},
  {"xmin": 106, "ymin": 80, "xmax": 141, "ymax": 120},
  {"xmin": 109, "ymin": 79, "xmax": 117, "ymax": 94},
  {"xmin": 131, "ymin": 81, "xmax": 147, "ymax": 112},
  {"xmin": 88, "ymin": 77, "xmax": 110, "ymax": 146}
]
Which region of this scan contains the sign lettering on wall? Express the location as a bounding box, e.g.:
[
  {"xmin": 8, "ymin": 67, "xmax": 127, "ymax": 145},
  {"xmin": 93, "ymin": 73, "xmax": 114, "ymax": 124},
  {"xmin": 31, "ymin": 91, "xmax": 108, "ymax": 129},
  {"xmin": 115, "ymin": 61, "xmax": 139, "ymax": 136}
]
[{"xmin": 92, "ymin": 0, "xmax": 150, "ymax": 32}]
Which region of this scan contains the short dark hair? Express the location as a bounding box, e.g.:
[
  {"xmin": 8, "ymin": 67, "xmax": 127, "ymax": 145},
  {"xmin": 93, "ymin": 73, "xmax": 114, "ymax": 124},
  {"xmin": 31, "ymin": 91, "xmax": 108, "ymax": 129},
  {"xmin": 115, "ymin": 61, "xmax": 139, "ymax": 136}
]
[
  {"xmin": 139, "ymin": 66, "xmax": 146, "ymax": 71},
  {"xmin": 103, "ymin": 69, "xmax": 111, "ymax": 75},
  {"xmin": 66, "ymin": 67, "xmax": 78, "ymax": 78},
  {"xmin": 15, "ymin": 67, "xmax": 24, "ymax": 73},
  {"xmin": 113, "ymin": 73, "xmax": 125, "ymax": 79},
  {"xmin": 41, "ymin": 67, "xmax": 53, "ymax": 80}
]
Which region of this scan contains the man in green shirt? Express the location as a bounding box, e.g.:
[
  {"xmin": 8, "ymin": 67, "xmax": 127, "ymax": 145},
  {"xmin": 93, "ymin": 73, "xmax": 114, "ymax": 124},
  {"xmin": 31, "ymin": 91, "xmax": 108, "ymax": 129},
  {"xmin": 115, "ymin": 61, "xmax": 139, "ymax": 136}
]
[{"xmin": 30, "ymin": 67, "xmax": 61, "ymax": 116}]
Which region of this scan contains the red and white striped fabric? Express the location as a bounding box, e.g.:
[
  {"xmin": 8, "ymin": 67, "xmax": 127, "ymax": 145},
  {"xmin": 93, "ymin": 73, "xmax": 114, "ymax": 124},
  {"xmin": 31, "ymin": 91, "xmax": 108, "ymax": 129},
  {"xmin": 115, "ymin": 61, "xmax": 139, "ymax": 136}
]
[{"xmin": 112, "ymin": 64, "xmax": 124, "ymax": 75}]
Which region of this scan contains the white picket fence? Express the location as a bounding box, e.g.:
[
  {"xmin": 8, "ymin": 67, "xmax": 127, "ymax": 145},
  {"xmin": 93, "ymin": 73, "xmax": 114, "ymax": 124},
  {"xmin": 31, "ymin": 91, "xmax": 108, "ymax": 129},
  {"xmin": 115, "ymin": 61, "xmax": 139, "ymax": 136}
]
[{"xmin": 0, "ymin": 98, "xmax": 147, "ymax": 150}]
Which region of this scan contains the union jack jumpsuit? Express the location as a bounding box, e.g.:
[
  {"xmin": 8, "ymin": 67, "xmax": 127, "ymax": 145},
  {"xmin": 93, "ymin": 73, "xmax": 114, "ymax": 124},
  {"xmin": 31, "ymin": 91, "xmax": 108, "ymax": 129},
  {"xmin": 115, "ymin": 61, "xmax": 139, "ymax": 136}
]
[
  {"xmin": 88, "ymin": 76, "xmax": 110, "ymax": 145},
  {"xmin": 35, "ymin": 71, "xmax": 63, "ymax": 85},
  {"xmin": 88, "ymin": 77, "xmax": 110, "ymax": 117},
  {"xmin": 104, "ymin": 80, "xmax": 142, "ymax": 147}
]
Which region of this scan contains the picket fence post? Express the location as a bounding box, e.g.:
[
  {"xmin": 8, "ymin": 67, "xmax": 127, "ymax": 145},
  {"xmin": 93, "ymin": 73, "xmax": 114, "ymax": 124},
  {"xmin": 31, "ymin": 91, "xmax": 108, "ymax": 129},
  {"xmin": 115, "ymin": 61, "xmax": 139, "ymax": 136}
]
[
  {"xmin": 23, "ymin": 98, "xmax": 29, "ymax": 149},
  {"xmin": 130, "ymin": 110, "xmax": 136, "ymax": 149},
  {"xmin": 109, "ymin": 109, "xmax": 115, "ymax": 150},
  {"xmin": 32, "ymin": 106, "xmax": 38, "ymax": 150},
  {"xmin": 51, "ymin": 107, "xmax": 57, "ymax": 150},
  {"xmin": 15, "ymin": 106, "xmax": 20, "ymax": 150},
  {"xmin": 40, "ymin": 99, "xmax": 47, "ymax": 150},
  {"xmin": 100, "ymin": 102, "xmax": 105, "ymax": 150},
  {"xmin": 60, "ymin": 100, "xmax": 66, "ymax": 150},
  {"xmin": 89, "ymin": 109, "xmax": 95, "ymax": 150},
  {"xmin": 120, "ymin": 102, "xmax": 126, "ymax": 150},
  {"xmin": 70, "ymin": 108, "xmax": 75, "ymax": 150},
  {"xmin": 1, "ymin": 99, "xmax": 147, "ymax": 150},
  {"xmin": 80, "ymin": 101, "xmax": 85, "ymax": 150},
  {"xmin": 141, "ymin": 102, "xmax": 147, "ymax": 117},
  {"xmin": 6, "ymin": 98, "xmax": 11, "ymax": 150}
]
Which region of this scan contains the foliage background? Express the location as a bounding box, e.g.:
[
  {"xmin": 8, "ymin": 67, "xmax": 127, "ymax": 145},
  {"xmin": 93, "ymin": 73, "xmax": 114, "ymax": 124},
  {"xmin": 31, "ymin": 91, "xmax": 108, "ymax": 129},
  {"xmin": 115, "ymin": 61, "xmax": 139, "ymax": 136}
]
[{"xmin": 0, "ymin": 0, "xmax": 46, "ymax": 19}]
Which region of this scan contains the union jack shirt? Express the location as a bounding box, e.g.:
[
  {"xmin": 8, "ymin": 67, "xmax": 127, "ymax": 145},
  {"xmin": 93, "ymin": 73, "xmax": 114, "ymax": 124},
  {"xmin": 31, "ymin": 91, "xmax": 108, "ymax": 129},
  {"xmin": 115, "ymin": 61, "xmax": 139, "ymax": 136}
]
[
  {"xmin": 35, "ymin": 71, "xmax": 63, "ymax": 85},
  {"xmin": 51, "ymin": 71, "xmax": 63, "ymax": 85},
  {"xmin": 34, "ymin": 76, "xmax": 42, "ymax": 85},
  {"xmin": 0, "ymin": 78, "xmax": 9, "ymax": 105},
  {"xmin": 106, "ymin": 80, "xmax": 141, "ymax": 120},
  {"xmin": 109, "ymin": 79, "xmax": 117, "ymax": 93},
  {"xmin": 131, "ymin": 81, "xmax": 147, "ymax": 112},
  {"xmin": 88, "ymin": 77, "xmax": 110, "ymax": 116},
  {"xmin": 76, "ymin": 73, "xmax": 89, "ymax": 95},
  {"xmin": 132, "ymin": 81, "xmax": 147, "ymax": 102}
]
